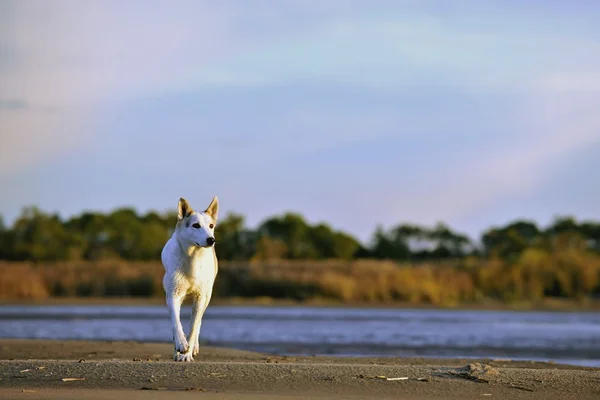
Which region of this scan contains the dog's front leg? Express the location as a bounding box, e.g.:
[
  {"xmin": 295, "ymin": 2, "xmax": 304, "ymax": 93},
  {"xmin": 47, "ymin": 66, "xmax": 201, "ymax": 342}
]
[
  {"xmin": 166, "ymin": 293, "xmax": 188, "ymax": 360},
  {"xmin": 177, "ymin": 294, "xmax": 208, "ymax": 362},
  {"xmin": 190, "ymin": 294, "xmax": 211, "ymax": 357}
]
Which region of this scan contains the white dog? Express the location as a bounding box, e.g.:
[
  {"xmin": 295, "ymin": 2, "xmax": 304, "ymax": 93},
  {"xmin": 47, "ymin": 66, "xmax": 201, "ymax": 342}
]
[{"xmin": 161, "ymin": 196, "xmax": 219, "ymax": 362}]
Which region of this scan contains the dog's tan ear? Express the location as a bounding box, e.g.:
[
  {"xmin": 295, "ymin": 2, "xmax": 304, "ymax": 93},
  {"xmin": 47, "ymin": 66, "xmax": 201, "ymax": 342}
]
[
  {"xmin": 205, "ymin": 196, "xmax": 219, "ymax": 222},
  {"xmin": 177, "ymin": 197, "xmax": 194, "ymax": 221}
]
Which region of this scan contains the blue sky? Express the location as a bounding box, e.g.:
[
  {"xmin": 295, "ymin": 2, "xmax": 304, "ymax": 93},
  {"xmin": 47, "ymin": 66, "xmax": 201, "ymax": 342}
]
[{"xmin": 1, "ymin": 0, "xmax": 599, "ymax": 243}]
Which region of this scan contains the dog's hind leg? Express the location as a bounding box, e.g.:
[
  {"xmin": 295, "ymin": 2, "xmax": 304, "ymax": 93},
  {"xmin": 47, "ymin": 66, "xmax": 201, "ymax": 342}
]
[
  {"xmin": 177, "ymin": 294, "xmax": 209, "ymax": 362},
  {"xmin": 166, "ymin": 293, "xmax": 188, "ymax": 360}
]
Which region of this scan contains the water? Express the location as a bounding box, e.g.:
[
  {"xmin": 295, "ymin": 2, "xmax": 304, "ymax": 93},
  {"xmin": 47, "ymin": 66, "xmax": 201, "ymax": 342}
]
[{"xmin": 1, "ymin": 305, "xmax": 599, "ymax": 367}]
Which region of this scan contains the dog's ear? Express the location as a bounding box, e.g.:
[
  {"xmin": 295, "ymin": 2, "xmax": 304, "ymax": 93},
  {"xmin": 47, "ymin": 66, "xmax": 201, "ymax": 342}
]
[
  {"xmin": 205, "ymin": 196, "xmax": 219, "ymax": 222},
  {"xmin": 177, "ymin": 197, "xmax": 194, "ymax": 221}
]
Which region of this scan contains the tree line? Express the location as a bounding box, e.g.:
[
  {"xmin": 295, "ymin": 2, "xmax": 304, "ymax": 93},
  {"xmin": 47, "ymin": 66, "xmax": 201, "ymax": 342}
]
[{"xmin": 0, "ymin": 205, "xmax": 599, "ymax": 264}]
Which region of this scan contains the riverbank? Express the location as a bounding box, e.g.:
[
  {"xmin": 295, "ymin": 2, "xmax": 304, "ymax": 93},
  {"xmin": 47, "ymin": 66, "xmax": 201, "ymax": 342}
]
[
  {"xmin": 3, "ymin": 258, "xmax": 600, "ymax": 310},
  {"xmin": 1, "ymin": 340, "xmax": 599, "ymax": 399},
  {"xmin": 2, "ymin": 296, "xmax": 600, "ymax": 312}
]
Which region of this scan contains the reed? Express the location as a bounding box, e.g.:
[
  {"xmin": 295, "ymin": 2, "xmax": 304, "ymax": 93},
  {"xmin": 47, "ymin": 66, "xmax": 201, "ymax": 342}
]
[{"xmin": 2, "ymin": 250, "xmax": 599, "ymax": 307}]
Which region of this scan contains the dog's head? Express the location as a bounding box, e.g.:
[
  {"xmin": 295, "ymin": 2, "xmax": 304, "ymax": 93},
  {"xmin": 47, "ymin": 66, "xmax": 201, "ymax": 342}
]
[{"xmin": 175, "ymin": 196, "xmax": 219, "ymax": 248}]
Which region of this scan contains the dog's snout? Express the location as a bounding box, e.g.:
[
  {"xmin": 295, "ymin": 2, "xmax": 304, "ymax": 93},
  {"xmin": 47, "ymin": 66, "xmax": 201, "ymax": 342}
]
[{"xmin": 206, "ymin": 237, "xmax": 215, "ymax": 246}]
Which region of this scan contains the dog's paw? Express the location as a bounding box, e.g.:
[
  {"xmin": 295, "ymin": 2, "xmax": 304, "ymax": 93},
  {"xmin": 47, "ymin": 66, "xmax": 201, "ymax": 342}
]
[
  {"xmin": 176, "ymin": 352, "xmax": 194, "ymax": 362},
  {"xmin": 174, "ymin": 333, "xmax": 189, "ymax": 354},
  {"xmin": 192, "ymin": 341, "xmax": 200, "ymax": 357}
]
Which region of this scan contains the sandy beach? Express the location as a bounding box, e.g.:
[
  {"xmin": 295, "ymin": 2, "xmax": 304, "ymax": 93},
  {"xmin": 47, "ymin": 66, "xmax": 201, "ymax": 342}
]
[{"xmin": 0, "ymin": 339, "xmax": 599, "ymax": 399}]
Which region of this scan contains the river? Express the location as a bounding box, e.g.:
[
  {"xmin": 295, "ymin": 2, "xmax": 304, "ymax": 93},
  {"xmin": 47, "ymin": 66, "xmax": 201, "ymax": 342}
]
[{"xmin": 1, "ymin": 305, "xmax": 599, "ymax": 367}]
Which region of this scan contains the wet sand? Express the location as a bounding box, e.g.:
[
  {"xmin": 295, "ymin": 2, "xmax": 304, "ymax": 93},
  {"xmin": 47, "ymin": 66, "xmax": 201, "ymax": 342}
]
[{"xmin": 1, "ymin": 339, "xmax": 599, "ymax": 399}]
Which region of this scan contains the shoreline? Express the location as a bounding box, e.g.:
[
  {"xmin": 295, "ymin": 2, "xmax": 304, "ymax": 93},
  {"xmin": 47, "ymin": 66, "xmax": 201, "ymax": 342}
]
[
  {"xmin": 2, "ymin": 296, "xmax": 600, "ymax": 312},
  {"xmin": 1, "ymin": 339, "xmax": 599, "ymax": 400}
]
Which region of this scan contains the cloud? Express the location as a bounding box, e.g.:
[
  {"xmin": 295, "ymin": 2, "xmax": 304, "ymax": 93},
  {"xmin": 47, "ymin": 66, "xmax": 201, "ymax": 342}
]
[
  {"xmin": 188, "ymin": 11, "xmax": 600, "ymax": 92},
  {"xmin": 382, "ymin": 88, "xmax": 600, "ymax": 231},
  {"xmin": 0, "ymin": 1, "xmax": 242, "ymax": 174},
  {"xmin": 0, "ymin": 1, "xmax": 360, "ymax": 174},
  {"xmin": 1, "ymin": 1, "xmax": 599, "ymax": 238},
  {"xmin": 1, "ymin": 1, "xmax": 364, "ymax": 106},
  {"xmin": 2, "ymin": 2, "xmax": 230, "ymax": 105}
]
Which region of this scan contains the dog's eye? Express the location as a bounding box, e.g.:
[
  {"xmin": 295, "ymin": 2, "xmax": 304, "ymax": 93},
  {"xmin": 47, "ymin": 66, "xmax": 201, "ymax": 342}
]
[
  {"xmin": 192, "ymin": 223, "xmax": 201, "ymax": 229},
  {"xmin": 209, "ymin": 224, "xmax": 214, "ymax": 229}
]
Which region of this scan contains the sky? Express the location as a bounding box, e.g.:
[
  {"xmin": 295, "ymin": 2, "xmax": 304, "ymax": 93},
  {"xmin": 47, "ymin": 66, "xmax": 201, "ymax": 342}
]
[{"xmin": 1, "ymin": 0, "xmax": 599, "ymax": 244}]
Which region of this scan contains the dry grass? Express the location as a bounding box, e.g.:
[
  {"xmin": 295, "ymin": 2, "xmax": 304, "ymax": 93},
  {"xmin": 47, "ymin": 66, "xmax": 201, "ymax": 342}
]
[{"xmin": 1, "ymin": 252, "xmax": 599, "ymax": 307}]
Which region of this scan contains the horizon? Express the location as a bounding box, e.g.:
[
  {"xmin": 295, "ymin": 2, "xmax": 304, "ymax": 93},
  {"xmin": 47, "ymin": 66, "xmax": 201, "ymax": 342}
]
[
  {"xmin": 1, "ymin": 1, "xmax": 599, "ymax": 244},
  {"xmin": 0, "ymin": 201, "xmax": 592, "ymax": 246}
]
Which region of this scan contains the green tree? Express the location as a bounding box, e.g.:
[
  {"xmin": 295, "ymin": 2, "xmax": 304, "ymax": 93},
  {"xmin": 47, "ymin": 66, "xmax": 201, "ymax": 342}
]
[
  {"xmin": 65, "ymin": 212, "xmax": 112, "ymax": 260},
  {"xmin": 544, "ymin": 216, "xmax": 597, "ymax": 252},
  {"xmin": 215, "ymin": 213, "xmax": 257, "ymax": 260},
  {"xmin": 259, "ymin": 213, "xmax": 318, "ymax": 259},
  {"xmin": 331, "ymin": 231, "xmax": 361, "ymax": 259},
  {"xmin": 369, "ymin": 225, "xmax": 411, "ymax": 261},
  {"xmin": 136, "ymin": 214, "xmax": 170, "ymax": 260},
  {"xmin": 481, "ymin": 220, "xmax": 541, "ymax": 261},
  {"xmin": 5, "ymin": 207, "xmax": 77, "ymax": 261},
  {"xmin": 306, "ymin": 223, "xmax": 361, "ymax": 259},
  {"xmin": 105, "ymin": 208, "xmax": 143, "ymax": 260},
  {"xmin": 0, "ymin": 214, "xmax": 6, "ymax": 259},
  {"xmin": 426, "ymin": 222, "xmax": 472, "ymax": 259},
  {"xmin": 580, "ymin": 221, "xmax": 600, "ymax": 253}
]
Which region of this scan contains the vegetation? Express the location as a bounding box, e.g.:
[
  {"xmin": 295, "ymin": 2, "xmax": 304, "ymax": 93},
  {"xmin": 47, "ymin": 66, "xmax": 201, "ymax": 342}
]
[{"xmin": 1, "ymin": 206, "xmax": 599, "ymax": 306}]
